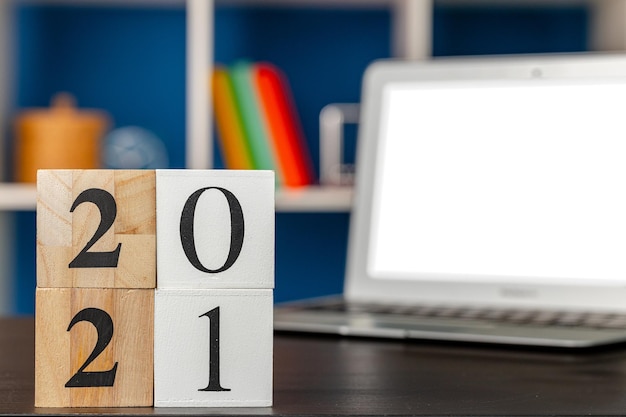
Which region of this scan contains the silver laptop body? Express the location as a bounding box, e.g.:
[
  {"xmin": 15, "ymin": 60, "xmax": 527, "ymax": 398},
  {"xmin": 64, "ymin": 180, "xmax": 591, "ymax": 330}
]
[{"xmin": 275, "ymin": 53, "xmax": 626, "ymax": 348}]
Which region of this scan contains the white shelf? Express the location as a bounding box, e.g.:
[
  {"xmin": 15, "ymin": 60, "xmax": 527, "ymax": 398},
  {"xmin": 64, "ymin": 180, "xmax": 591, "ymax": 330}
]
[
  {"xmin": 0, "ymin": 182, "xmax": 352, "ymax": 212},
  {"xmin": 275, "ymin": 186, "xmax": 352, "ymax": 212},
  {"xmin": 0, "ymin": 183, "xmax": 36, "ymax": 211}
]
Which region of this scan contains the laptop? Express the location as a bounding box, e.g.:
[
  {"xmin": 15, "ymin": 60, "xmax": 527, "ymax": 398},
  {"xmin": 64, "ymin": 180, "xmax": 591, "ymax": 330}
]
[{"xmin": 274, "ymin": 53, "xmax": 626, "ymax": 348}]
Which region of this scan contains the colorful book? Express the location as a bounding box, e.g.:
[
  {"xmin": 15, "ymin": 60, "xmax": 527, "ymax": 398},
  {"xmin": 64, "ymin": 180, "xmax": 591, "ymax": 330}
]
[
  {"xmin": 254, "ymin": 63, "xmax": 314, "ymax": 188},
  {"xmin": 230, "ymin": 61, "xmax": 281, "ymax": 180},
  {"xmin": 211, "ymin": 66, "xmax": 254, "ymax": 169}
]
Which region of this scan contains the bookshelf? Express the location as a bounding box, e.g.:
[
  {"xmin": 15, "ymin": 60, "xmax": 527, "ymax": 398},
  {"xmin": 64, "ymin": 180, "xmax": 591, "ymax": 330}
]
[
  {"xmin": 1, "ymin": 0, "xmax": 620, "ymax": 214},
  {"xmin": 0, "ymin": 0, "xmax": 432, "ymax": 212}
]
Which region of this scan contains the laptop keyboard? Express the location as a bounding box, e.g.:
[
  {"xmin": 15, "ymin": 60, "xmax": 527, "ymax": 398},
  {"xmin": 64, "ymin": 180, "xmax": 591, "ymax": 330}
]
[{"xmin": 304, "ymin": 301, "xmax": 626, "ymax": 330}]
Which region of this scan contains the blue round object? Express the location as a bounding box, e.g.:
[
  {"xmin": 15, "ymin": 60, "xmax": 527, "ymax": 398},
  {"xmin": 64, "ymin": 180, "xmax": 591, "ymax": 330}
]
[{"xmin": 103, "ymin": 126, "xmax": 169, "ymax": 169}]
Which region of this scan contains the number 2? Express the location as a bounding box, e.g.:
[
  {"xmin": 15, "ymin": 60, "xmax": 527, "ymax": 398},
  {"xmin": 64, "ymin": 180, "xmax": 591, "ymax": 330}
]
[
  {"xmin": 68, "ymin": 188, "xmax": 122, "ymax": 268},
  {"xmin": 65, "ymin": 308, "xmax": 118, "ymax": 388}
]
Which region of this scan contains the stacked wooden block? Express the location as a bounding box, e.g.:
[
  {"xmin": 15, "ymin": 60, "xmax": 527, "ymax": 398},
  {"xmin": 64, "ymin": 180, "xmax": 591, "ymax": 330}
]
[{"xmin": 35, "ymin": 169, "xmax": 274, "ymax": 408}]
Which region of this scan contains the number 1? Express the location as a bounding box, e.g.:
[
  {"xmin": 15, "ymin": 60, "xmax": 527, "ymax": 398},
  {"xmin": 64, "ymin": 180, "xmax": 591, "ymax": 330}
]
[{"xmin": 199, "ymin": 307, "xmax": 230, "ymax": 392}]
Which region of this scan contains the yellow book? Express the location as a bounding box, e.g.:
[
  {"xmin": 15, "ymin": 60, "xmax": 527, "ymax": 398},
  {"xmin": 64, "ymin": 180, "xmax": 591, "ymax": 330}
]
[{"xmin": 211, "ymin": 67, "xmax": 254, "ymax": 169}]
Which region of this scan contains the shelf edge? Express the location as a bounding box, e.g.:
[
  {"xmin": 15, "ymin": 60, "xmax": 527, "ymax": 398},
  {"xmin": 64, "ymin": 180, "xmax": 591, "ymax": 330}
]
[
  {"xmin": 0, "ymin": 183, "xmax": 37, "ymax": 211},
  {"xmin": 275, "ymin": 186, "xmax": 353, "ymax": 212},
  {"xmin": 0, "ymin": 183, "xmax": 352, "ymax": 212}
]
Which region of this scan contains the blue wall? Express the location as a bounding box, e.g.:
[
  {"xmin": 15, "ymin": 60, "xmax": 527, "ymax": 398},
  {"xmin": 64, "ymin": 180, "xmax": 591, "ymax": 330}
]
[{"xmin": 11, "ymin": 4, "xmax": 587, "ymax": 315}]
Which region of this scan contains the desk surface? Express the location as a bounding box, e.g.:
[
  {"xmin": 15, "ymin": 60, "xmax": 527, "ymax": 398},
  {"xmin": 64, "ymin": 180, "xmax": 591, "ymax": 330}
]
[{"xmin": 4, "ymin": 317, "xmax": 626, "ymax": 416}]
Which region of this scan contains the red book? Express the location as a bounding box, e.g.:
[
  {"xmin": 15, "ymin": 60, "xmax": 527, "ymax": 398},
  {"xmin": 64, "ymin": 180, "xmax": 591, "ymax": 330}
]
[{"xmin": 254, "ymin": 63, "xmax": 314, "ymax": 188}]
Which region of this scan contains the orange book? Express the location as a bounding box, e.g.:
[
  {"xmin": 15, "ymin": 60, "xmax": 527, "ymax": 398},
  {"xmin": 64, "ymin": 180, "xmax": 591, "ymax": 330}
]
[
  {"xmin": 254, "ymin": 63, "xmax": 314, "ymax": 187},
  {"xmin": 211, "ymin": 66, "xmax": 254, "ymax": 169}
]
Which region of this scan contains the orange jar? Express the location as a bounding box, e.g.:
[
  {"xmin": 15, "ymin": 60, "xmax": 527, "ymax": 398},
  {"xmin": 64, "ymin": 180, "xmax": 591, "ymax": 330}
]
[{"xmin": 14, "ymin": 93, "xmax": 109, "ymax": 182}]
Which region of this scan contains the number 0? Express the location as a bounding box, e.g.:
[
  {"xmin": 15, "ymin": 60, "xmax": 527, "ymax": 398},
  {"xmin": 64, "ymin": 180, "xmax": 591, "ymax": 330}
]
[{"xmin": 179, "ymin": 187, "xmax": 244, "ymax": 273}]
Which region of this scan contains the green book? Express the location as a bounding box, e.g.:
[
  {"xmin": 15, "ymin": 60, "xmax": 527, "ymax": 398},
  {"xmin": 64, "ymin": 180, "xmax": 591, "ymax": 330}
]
[{"xmin": 230, "ymin": 61, "xmax": 278, "ymax": 178}]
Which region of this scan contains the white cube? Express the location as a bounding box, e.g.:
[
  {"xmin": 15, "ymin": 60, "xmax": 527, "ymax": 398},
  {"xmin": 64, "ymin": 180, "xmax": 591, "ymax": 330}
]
[
  {"xmin": 154, "ymin": 288, "xmax": 273, "ymax": 407},
  {"xmin": 156, "ymin": 170, "xmax": 274, "ymax": 289}
]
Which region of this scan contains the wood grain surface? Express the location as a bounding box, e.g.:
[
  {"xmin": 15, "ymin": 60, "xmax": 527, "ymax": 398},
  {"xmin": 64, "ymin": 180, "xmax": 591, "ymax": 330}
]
[
  {"xmin": 35, "ymin": 288, "xmax": 153, "ymax": 407},
  {"xmin": 37, "ymin": 170, "xmax": 156, "ymax": 289}
]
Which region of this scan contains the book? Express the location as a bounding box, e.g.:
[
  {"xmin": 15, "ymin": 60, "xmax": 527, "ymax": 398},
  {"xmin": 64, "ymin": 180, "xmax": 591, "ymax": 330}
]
[
  {"xmin": 230, "ymin": 62, "xmax": 280, "ymax": 181},
  {"xmin": 254, "ymin": 63, "xmax": 314, "ymax": 188},
  {"xmin": 212, "ymin": 66, "xmax": 254, "ymax": 170}
]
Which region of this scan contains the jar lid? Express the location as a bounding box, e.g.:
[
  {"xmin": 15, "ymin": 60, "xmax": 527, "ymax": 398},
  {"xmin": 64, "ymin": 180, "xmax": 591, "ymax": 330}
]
[{"xmin": 17, "ymin": 93, "xmax": 108, "ymax": 129}]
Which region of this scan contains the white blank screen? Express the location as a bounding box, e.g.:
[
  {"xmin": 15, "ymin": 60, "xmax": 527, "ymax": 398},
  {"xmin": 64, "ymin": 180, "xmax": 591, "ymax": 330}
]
[{"xmin": 369, "ymin": 80, "xmax": 626, "ymax": 285}]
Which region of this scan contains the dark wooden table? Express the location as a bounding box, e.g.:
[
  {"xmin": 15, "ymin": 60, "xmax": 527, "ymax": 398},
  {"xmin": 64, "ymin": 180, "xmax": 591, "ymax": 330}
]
[{"xmin": 5, "ymin": 317, "xmax": 626, "ymax": 416}]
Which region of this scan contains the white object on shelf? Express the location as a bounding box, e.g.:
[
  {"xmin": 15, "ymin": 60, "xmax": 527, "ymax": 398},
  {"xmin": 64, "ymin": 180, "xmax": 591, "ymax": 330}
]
[{"xmin": 319, "ymin": 103, "xmax": 359, "ymax": 186}]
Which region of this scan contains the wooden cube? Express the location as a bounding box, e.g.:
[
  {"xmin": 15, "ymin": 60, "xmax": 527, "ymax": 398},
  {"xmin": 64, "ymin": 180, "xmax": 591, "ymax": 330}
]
[
  {"xmin": 156, "ymin": 170, "xmax": 274, "ymax": 289},
  {"xmin": 154, "ymin": 288, "xmax": 273, "ymax": 407},
  {"xmin": 37, "ymin": 170, "xmax": 156, "ymax": 288},
  {"xmin": 35, "ymin": 287, "xmax": 154, "ymax": 407}
]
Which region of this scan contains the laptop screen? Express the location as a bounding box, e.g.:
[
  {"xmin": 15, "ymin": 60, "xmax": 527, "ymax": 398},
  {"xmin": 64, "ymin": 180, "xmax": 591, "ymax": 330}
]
[{"xmin": 368, "ymin": 79, "xmax": 626, "ymax": 286}]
